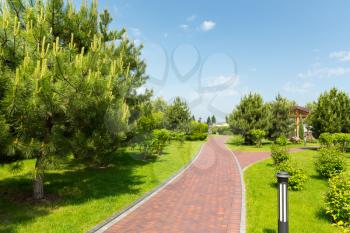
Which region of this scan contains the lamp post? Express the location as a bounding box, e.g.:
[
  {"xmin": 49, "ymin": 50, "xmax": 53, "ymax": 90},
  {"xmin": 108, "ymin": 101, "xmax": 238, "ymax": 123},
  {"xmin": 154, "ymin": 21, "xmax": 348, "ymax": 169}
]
[{"xmin": 276, "ymin": 171, "xmax": 290, "ymax": 233}]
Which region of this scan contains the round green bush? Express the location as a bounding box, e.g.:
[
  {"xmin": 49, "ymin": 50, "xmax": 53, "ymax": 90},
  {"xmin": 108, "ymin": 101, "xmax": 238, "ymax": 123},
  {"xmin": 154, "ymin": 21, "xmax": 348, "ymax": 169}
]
[
  {"xmin": 325, "ymin": 172, "xmax": 350, "ymax": 227},
  {"xmin": 275, "ymin": 135, "xmax": 288, "ymax": 146},
  {"xmin": 275, "ymin": 161, "xmax": 308, "ymax": 191},
  {"xmin": 315, "ymin": 147, "xmax": 346, "ymax": 178},
  {"xmin": 271, "ymin": 144, "xmax": 289, "ymax": 166}
]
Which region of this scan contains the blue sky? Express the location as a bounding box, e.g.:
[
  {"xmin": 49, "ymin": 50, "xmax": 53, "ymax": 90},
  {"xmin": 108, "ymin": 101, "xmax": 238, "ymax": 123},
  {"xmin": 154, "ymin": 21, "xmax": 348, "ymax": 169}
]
[{"xmin": 95, "ymin": 0, "xmax": 350, "ymax": 121}]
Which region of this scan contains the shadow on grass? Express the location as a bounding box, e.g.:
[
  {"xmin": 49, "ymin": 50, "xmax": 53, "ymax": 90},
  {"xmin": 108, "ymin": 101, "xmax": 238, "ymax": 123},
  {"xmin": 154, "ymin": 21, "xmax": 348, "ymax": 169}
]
[
  {"xmin": 263, "ymin": 229, "xmax": 277, "ymax": 233},
  {"xmin": 0, "ymin": 150, "xmax": 160, "ymax": 232}
]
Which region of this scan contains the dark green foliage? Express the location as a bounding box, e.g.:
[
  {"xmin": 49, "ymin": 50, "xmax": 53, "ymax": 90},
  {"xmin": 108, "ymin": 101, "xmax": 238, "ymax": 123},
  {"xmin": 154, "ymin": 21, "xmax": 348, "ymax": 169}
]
[
  {"xmin": 275, "ymin": 161, "xmax": 308, "ymax": 191},
  {"xmin": 268, "ymin": 94, "xmax": 294, "ymax": 139},
  {"xmin": 299, "ymin": 118, "xmax": 305, "ymax": 140},
  {"xmin": 206, "ymin": 116, "xmax": 211, "ymax": 125},
  {"xmin": 315, "ymin": 147, "xmax": 346, "ymax": 178},
  {"xmin": 325, "ymin": 172, "xmax": 350, "ymax": 227},
  {"xmin": 309, "ymin": 88, "xmax": 350, "ymax": 138},
  {"xmin": 211, "ymin": 115, "xmax": 216, "ymax": 124},
  {"xmin": 271, "ymin": 144, "xmax": 289, "ymax": 166},
  {"xmin": 0, "ymin": 114, "xmax": 10, "ymax": 158},
  {"xmin": 227, "ymin": 93, "xmax": 270, "ymax": 144},
  {"xmin": 250, "ymin": 129, "xmax": 266, "ymax": 148}
]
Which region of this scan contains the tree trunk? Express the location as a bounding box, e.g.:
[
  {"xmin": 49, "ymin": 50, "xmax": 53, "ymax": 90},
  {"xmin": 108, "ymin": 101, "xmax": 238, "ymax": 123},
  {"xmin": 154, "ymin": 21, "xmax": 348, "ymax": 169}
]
[{"xmin": 33, "ymin": 157, "xmax": 44, "ymax": 200}]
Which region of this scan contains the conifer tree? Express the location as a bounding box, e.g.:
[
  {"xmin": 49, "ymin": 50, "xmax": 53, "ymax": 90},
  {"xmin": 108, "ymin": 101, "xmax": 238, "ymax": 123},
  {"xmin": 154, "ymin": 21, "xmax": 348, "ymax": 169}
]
[{"xmin": 0, "ymin": 0, "xmax": 149, "ymax": 199}]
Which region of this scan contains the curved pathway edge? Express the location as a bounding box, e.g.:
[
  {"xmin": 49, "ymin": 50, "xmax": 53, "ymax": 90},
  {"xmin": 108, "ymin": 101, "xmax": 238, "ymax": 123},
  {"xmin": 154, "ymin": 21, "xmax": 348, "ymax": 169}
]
[{"xmin": 226, "ymin": 148, "xmax": 246, "ymax": 233}]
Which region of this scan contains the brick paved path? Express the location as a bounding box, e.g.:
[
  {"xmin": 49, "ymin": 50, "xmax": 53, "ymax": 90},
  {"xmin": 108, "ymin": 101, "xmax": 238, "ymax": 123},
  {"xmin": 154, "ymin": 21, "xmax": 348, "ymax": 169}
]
[
  {"xmin": 234, "ymin": 151, "xmax": 270, "ymax": 170},
  {"xmin": 102, "ymin": 136, "xmax": 242, "ymax": 233}
]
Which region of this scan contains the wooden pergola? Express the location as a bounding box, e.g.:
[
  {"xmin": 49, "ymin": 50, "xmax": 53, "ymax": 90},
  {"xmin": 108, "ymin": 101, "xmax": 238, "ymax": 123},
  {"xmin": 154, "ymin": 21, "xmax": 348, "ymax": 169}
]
[{"xmin": 291, "ymin": 106, "xmax": 310, "ymax": 138}]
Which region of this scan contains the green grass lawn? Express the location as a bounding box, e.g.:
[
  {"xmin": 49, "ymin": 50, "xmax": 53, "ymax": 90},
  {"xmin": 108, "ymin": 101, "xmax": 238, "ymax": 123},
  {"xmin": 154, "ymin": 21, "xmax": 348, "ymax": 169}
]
[
  {"xmin": 0, "ymin": 140, "xmax": 203, "ymax": 233},
  {"xmin": 245, "ymin": 149, "xmax": 350, "ymax": 233}
]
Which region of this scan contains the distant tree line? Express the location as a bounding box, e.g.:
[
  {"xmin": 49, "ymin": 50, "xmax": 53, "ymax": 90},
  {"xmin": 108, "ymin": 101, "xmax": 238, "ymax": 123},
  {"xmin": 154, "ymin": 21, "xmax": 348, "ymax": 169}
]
[{"xmin": 227, "ymin": 88, "xmax": 350, "ymax": 144}]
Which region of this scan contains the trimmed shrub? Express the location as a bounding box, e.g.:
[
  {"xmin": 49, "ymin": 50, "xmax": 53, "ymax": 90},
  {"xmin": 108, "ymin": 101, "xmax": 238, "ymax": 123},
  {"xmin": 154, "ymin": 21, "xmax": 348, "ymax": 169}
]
[
  {"xmin": 275, "ymin": 161, "xmax": 308, "ymax": 191},
  {"xmin": 250, "ymin": 129, "xmax": 266, "ymax": 148},
  {"xmin": 334, "ymin": 133, "xmax": 350, "ymax": 152},
  {"xmin": 319, "ymin": 133, "xmax": 350, "ymax": 152},
  {"xmin": 229, "ymin": 135, "xmax": 245, "ymax": 145},
  {"xmin": 325, "ymin": 172, "xmax": 350, "ymax": 227},
  {"xmin": 185, "ymin": 133, "xmax": 207, "ymax": 141},
  {"xmin": 319, "ymin": 133, "xmax": 335, "ymax": 146},
  {"xmin": 275, "ymin": 135, "xmax": 288, "ymax": 146},
  {"xmin": 315, "ymin": 147, "xmax": 346, "ymax": 178},
  {"xmin": 271, "ymin": 144, "xmax": 289, "ymax": 166}
]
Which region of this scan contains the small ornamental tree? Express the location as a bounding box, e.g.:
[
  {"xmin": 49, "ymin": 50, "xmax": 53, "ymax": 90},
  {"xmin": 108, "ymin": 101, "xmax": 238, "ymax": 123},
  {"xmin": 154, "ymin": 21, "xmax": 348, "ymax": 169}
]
[{"xmin": 250, "ymin": 129, "xmax": 266, "ymax": 147}]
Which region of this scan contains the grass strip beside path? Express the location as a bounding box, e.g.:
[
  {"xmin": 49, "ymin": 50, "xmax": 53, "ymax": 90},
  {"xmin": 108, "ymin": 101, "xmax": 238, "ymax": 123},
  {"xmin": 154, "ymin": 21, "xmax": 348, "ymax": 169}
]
[
  {"xmin": 0, "ymin": 140, "xmax": 203, "ymax": 233},
  {"xmin": 244, "ymin": 150, "xmax": 350, "ymax": 233}
]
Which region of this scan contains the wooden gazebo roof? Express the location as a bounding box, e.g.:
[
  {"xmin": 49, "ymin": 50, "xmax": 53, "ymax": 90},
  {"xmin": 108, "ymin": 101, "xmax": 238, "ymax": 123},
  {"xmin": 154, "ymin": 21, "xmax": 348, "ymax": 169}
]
[{"xmin": 291, "ymin": 106, "xmax": 310, "ymax": 116}]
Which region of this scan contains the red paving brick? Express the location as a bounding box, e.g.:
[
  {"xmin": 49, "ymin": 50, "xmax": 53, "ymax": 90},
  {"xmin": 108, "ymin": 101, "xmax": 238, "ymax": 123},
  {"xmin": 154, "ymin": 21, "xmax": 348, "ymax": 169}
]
[
  {"xmin": 103, "ymin": 136, "xmax": 242, "ymax": 233},
  {"xmin": 233, "ymin": 151, "xmax": 270, "ymax": 170}
]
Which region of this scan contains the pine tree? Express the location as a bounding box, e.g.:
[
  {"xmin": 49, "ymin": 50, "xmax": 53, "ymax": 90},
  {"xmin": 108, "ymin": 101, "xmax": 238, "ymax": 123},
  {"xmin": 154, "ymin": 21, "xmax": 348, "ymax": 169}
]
[
  {"xmin": 206, "ymin": 116, "xmax": 211, "ymax": 125},
  {"xmin": 166, "ymin": 97, "xmax": 191, "ymax": 131},
  {"xmin": 0, "ymin": 0, "xmax": 148, "ymax": 199},
  {"xmin": 268, "ymin": 94, "xmax": 294, "ymax": 139},
  {"xmin": 227, "ymin": 93, "xmax": 271, "ymax": 144},
  {"xmin": 211, "ymin": 115, "xmax": 216, "ymax": 124},
  {"xmin": 309, "ymin": 88, "xmax": 350, "ymax": 138}
]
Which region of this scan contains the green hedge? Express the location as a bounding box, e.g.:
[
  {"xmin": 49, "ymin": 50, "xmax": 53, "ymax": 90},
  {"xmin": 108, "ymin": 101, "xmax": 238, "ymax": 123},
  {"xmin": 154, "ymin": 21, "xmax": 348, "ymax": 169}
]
[
  {"xmin": 185, "ymin": 133, "xmax": 207, "ymax": 141},
  {"xmin": 319, "ymin": 133, "xmax": 350, "ymax": 152}
]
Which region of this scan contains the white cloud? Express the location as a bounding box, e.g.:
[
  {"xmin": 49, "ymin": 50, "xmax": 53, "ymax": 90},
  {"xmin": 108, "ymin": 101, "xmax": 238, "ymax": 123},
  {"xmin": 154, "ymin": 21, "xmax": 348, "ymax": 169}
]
[
  {"xmin": 187, "ymin": 15, "xmax": 196, "ymax": 22},
  {"xmin": 329, "ymin": 51, "xmax": 350, "ymax": 62},
  {"xmin": 298, "ymin": 66, "xmax": 350, "ymax": 78},
  {"xmin": 179, "ymin": 24, "xmax": 190, "ymax": 31},
  {"xmin": 283, "ymin": 82, "xmax": 314, "ymax": 93},
  {"xmin": 200, "ymin": 74, "xmax": 240, "ymax": 96},
  {"xmin": 129, "ymin": 28, "xmax": 141, "ymax": 37},
  {"xmin": 200, "ymin": 20, "xmax": 216, "ymax": 31}
]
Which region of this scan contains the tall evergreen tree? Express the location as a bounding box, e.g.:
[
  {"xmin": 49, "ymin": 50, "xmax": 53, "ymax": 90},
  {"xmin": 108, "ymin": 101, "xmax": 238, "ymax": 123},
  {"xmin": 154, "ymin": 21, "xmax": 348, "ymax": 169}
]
[
  {"xmin": 309, "ymin": 88, "xmax": 350, "ymax": 138},
  {"xmin": 0, "ymin": 0, "xmax": 148, "ymax": 199},
  {"xmin": 268, "ymin": 94, "xmax": 294, "ymax": 139},
  {"xmin": 206, "ymin": 116, "xmax": 211, "ymax": 125},
  {"xmin": 211, "ymin": 115, "xmax": 216, "ymax": 124},
  {"xmin": 227, "ymin": 93, "xmax": 271, "ymax": 144}
]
